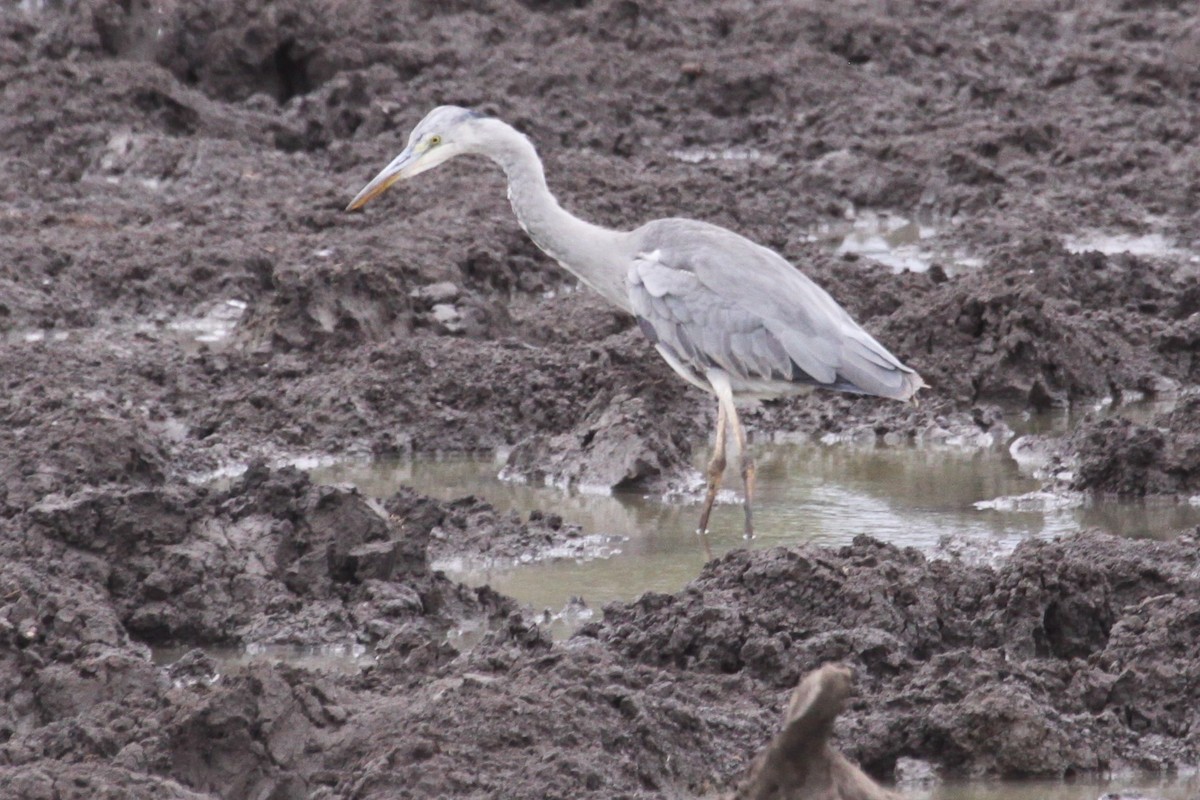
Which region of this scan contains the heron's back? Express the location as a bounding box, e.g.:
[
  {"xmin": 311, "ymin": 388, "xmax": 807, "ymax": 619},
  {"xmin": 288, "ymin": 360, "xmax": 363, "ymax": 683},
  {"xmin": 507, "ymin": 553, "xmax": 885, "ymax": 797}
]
[{"xmin": 626, "ymin": 218, "xmax": 924, "ymax": 402}]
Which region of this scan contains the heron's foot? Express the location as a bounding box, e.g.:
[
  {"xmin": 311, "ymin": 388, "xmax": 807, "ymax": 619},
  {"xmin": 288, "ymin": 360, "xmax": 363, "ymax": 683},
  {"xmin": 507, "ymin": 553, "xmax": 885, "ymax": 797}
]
[
  {"xmin": 742, "ymin": 508, "xmax": 755, "ymax": 539},
  {"xmin": 697, "ymin": 464, "xmax": 725, "ymax": 538},
  {"xmin": 696, "ymin": 528, "xmax": 714, "ymax": 560},
  {"xmin": 741, "ymin": 454, "xmax": 756, "ymax": 540}
]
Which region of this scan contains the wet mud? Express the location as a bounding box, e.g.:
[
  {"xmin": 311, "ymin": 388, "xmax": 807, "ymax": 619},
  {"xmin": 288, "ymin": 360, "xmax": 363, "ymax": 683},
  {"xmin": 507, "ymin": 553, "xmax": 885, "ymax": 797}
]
[
  {"xmin": 3, "ymin": 0, "xmax": 1200, "ymax": 796},
  {"xmin": 1064, "ymin": 396, "xmax": 1200, "ymax": 497},
  {"xmin": 594, "ymin": 533, "xmax": 1200, "ymax": 779}
]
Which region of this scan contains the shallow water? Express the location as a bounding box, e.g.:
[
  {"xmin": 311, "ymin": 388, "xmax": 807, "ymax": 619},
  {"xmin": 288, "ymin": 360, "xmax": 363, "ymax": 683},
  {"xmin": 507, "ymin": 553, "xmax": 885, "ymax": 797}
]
[
  {"xmin": 814, "ymin": 215, "xmax": 1200, "ymax": 278},
  {"xmin": 307, "ymin": 443, "xmax": 1200, "ymax": 798},
  {"xmin": 1008, "ymin": 396, "xmax": 1180, "ymax": 437},
  {"xmin": 152, "ymin": 641, "xmax": 373, "ymax": 677},
  {"xmin": 1, "ymin": 298, "xmax": 245, "ymax": 351},
  {"xmin": 1062, "ymin": 229, "xmax": 1197, "ymax": 261},
  {"xmin": 806, "ymin": 210, "xmax": 983, "ymax": 274},
  {"xmin": 311, "ymin": 439, "xmax": 1200, "ymax": 626},
  {"xmin": 670, "ymin": 146, "xmax": 771, "ymax": 164}
]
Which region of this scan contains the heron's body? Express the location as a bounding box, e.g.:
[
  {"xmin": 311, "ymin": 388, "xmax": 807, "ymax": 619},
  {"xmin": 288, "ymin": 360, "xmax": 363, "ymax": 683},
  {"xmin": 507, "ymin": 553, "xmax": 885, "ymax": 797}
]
[
  {"xmin": 628, "ymin": 218, "xmax": 920, "ymax": 402},
  {"xmin": 347, "ymin": 106, "xmax": 924, "ymax": 541}
]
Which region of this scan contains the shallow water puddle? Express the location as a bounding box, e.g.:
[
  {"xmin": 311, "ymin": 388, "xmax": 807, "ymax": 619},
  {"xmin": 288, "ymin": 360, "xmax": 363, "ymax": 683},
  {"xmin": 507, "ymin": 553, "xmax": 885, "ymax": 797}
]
[
  {"xmin": 311, "ymin": 440, "xmax": 1200, "ymax": 627},
  {"xmin": 1063, "ymin": 229, "xmax": 1198, "ymax": 263},
  {"xmin": 165, "ymin": 298, "xmax": 247, "ymax": 345},
  {"xmin": 2, "ymin": 328, "xmax": 71, "ymax": 344},
  {"xmin": 1008, "ymin": 396, "xmax": 1180, "ymax": 437},
  {"xmin": 1, "ymin": 298, "xmax": 245, "ymax": 350},
  {"xmin": 669, "ymin": 146, "xmax": 771, "ymax": 164},
  {"xmin": 806, "ymin": 210, "xmax": 983, "ymax": 274},
  {"xmin": 152, "ymin": 641, "xmax": 373, "ymax": 679}
]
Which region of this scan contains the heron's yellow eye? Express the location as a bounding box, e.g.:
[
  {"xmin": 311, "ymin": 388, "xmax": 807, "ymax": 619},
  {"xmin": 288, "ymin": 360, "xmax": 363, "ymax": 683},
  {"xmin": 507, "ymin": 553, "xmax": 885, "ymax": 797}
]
[{"xmin": 428, "ymin": 135, "xmax": 442, "ymax": 146}]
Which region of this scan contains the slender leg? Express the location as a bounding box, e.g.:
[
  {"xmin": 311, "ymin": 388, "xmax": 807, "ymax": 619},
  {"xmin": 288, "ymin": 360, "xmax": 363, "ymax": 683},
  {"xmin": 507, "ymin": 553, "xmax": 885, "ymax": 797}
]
[
  {"xmin": 726, "ymin": 402, "xmax": 755, "ymax": 539},
  {"xmin": 696, "ymin": 400, "xmax": 727, "ymax": 539}
]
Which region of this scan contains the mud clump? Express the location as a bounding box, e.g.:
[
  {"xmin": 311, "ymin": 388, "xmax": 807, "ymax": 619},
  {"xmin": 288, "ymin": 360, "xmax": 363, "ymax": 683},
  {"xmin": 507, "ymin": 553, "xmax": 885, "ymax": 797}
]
[
  {"xmin": 0, "ymin": 464, "xmax": 529, "ymax": 795},
  {"xmin": 870, "ymin": 240, "xmax": 1194, "ymax": 409},
  {"xmin": 502, "ymin": 389, "xmax": 698, "ymax": 493},
  {"xmin": 0, "ymin": 764, "xmax": 210, "ymax": 800},
  {"xmin": 383, "ymin": 486, "xmax": 587, "ymax": 562},
  {"xmin": 0, "ymin": 394, "xmax": 170, "ymax": 516},
  {"xmin": 235, "ymin": 262, "xmax": 414, "ymax": 354},
  {"xmin": 1066, "ymin": 396, "xmax": 1200, "ymax": 496},
  {"xmin": 14, "ymin": 462, "xmax": 515, "ymax": 650},
  {"xmin": 593, "ymin": 532, "xmax": 1200, "ymax": 777}
]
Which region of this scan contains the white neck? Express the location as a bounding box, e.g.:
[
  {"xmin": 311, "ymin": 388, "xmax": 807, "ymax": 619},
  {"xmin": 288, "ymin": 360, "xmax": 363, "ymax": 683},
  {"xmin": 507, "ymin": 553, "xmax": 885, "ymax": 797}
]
[{"xmin": 473, "ymin": 120, "xmax": 633, "ymax": 312}]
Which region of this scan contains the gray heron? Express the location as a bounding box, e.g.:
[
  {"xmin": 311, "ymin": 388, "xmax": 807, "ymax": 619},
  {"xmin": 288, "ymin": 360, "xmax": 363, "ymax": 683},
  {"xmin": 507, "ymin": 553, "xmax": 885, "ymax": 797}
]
[{"xmin": 347, "ymin": 106, "xmax": 924, "ymax": 541}]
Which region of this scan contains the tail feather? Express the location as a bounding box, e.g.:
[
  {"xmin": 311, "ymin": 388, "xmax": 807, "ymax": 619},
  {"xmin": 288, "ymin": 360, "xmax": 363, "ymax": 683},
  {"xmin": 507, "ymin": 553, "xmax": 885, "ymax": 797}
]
[
  {"xmin": 899, "ymin": 370, "xmax": 927, "ymax": 405},
  {"xmin": 837, "ymin": 327, "xmax": 925, "ymax": 403}
]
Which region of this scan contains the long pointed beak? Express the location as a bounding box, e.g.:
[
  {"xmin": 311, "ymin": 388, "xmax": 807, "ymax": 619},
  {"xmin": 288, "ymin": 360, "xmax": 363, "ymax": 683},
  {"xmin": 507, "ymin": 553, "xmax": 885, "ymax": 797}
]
[{"xmin": 345, "ymin": 148, "xmax": 417, "ymax": 211}]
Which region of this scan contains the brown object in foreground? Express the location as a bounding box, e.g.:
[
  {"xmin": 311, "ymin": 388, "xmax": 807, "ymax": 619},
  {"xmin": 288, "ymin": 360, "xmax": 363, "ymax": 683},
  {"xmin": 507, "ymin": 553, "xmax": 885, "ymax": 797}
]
[{"xmin": 730, "ymin": 664, "xmax": 900, "ymax": 800}]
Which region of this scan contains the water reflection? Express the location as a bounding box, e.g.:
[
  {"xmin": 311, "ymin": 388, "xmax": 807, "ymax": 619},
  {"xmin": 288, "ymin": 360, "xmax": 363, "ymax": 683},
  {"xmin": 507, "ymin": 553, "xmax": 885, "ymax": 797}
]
[
  {"xmin": 311, "ymin": 440, "xmax": 1200, "ymax": 617},
  {"xmin": 1006, "ymin": 396, "xmax": 1180, "ymax": 438},
  {"xmin": 0, "ymin": 298, "xmax": 245, "ymax": 351},
  {"xmin": 152, "ymin": 642, "xmax": 372, "ymax": 677},
  {"xmin": 1062, "ymin": 229, "xmax": 1195, "ymax": 261},
  {"xmin": 806, "ymin": 211, "xmax": 983, "ymax": 274}
]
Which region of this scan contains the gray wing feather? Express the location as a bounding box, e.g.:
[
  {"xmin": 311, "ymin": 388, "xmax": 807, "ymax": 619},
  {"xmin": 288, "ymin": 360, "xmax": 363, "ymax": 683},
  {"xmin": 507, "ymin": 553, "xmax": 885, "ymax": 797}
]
[
  {"xmin": 845, "ymin": 332, "xmax": 904, "ymax": 370},
  {"xmin": 764, "ymin": 323, "xmax": 838, "ymax": 384},
  {"xmin": 637, "ymin": 262, "xmax": 694, "ymax": 298},
  {"xmin": 626, "ymin": 220, "xmax": 922, "ymax": 400}
]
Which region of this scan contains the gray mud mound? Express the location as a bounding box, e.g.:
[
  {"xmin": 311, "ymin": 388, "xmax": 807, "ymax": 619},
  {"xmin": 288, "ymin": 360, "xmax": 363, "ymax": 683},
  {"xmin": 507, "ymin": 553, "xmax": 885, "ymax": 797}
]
[
  {"xmin": 501, "ymin": 389, "xmax": 698, "ymax": 493},
  {"xmin": 383, "ymin": 485, "xmax": 588, "ymax": 561},
  {"xmin": 592, "ymin": 532, "xmax": 1200, "ymax": 777},
  {"xmin": 0, "ymin": 763, "xmax": 210, "ymax": 800},
  {"xmin": 1066, "ymin": 396, "xmax": 1200, "ymax": 496},
  {"xmin": 0, "ymin": 395, "xmax": 169, "ymax": 514},
  {"xmin": 874, "ymin": 240, "xmax": 1196, "ymax": 409},
  {"xmin": 18, "ymin": 463, "xmax": 516, "ymax": 646},
  {"xmin": 235, "ymin": 261, "xmax": 415, "ymax": 354}
]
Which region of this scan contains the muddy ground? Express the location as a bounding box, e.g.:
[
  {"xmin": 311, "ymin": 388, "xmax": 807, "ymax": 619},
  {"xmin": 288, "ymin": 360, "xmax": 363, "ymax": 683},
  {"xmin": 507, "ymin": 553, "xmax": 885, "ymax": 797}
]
[{"xmin": 2, "ymin": 0, "xmax": 1200, "ymax": 797}]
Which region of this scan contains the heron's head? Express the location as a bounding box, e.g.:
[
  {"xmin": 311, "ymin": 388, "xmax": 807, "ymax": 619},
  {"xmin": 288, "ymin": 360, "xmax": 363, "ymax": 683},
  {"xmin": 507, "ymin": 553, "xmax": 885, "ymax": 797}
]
[{"xmin": 346, "ymin": 105, "xmax": 487, "ymax": 211}]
